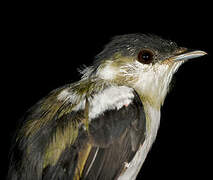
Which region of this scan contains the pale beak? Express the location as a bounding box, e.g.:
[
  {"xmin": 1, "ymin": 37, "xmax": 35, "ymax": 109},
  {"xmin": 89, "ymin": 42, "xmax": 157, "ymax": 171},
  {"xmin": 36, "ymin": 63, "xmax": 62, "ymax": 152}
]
[{"xmin": 172, "ymin": 50, "xmax": 207, "ymax": 61}]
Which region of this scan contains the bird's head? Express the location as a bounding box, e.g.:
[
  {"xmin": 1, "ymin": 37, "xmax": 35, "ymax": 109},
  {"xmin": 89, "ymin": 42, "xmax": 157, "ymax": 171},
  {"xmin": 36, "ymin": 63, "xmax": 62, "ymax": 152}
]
[{"xmin": 81, "ymin": 34, "xmax": 206, "ymax": 108}]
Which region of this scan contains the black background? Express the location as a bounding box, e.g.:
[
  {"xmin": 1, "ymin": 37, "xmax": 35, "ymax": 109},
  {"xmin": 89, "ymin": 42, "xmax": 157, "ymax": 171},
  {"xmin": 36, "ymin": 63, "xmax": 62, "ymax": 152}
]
[{"xmin": 1, "ymin": 2, "xmax": 212, "ymax": 179}]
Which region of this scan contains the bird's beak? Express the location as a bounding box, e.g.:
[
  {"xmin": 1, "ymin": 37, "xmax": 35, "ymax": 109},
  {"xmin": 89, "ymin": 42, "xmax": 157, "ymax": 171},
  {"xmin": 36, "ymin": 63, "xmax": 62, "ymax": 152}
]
[{"xmin": 171, "ymin": 49, "xmax": 207, "ymax": 62}]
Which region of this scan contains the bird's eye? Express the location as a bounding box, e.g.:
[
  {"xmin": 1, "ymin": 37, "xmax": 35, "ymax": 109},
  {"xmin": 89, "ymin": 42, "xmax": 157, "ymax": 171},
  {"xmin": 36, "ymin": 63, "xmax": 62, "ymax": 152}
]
[{"xmin": 137, "ymin": 49, "xmax": 154, "ymax": 64}]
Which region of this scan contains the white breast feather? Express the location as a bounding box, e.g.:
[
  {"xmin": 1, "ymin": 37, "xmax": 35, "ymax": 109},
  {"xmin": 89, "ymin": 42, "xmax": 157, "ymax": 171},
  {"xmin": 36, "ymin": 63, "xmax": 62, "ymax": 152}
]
[
  {"xmin": 57, "ymin": 86, "xmax": 134, "ymax": 120},
  {"xmin": 88, "ymin": 86, "xmax": 134, "ymax": 119}
]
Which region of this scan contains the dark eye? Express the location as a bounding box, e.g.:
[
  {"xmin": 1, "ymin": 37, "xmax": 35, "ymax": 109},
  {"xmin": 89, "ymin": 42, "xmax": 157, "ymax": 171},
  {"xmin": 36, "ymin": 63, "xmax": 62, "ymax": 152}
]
[{"xmin": 137, "ymin": 49, "xmax": 154, "ymax": 64}]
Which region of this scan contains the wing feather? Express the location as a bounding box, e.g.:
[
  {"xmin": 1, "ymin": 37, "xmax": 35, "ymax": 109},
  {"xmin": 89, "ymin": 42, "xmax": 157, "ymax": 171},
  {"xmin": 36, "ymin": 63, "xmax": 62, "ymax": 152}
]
[
  {"xmin": 80, "ymin": 90, "xmax": 146, "ymax": 179},
  {"xmin": 8, "ymin": 85, "xmax": 146, "ymax": 180}
]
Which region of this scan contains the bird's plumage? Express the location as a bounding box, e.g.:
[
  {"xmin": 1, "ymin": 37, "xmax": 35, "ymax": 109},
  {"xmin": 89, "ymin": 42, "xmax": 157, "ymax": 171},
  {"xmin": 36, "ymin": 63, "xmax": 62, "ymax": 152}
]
[
  {"xmin": 8, "ymin": 84, "xmax": 146, "ymax": 180},
  {"xmin": 8, "ymin": 33, "xmax": 206, "ymax": 180}
]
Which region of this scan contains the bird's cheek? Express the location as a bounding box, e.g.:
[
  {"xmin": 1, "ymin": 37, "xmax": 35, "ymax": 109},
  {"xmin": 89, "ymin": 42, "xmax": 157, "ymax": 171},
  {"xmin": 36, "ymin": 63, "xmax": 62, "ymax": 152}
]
[{"xmin": 97, "ymin": 64, "xmax": 118, "ymax": 80}]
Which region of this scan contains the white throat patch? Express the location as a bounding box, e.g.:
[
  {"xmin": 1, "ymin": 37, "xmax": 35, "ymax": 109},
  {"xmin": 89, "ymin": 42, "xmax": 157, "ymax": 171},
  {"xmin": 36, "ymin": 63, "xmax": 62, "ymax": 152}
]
[{"xmin": 122, "ymin": 60, "xmax": 184, "ymax": 106}]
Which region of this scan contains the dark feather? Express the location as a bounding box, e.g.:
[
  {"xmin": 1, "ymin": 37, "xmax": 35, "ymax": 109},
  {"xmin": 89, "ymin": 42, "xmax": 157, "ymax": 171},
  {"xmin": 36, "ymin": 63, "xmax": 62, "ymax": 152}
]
[{"xmin": 80, "ymin": 90, "xmax": 146, "ymax": 180}]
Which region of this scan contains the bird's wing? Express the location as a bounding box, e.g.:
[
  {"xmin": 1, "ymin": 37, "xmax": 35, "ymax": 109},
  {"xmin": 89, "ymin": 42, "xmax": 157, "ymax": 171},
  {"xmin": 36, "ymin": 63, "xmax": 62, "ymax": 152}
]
[
  {"xmin": 79, "ymin": 89, "xmax": 146, "ymax": 180},
  {"xmin": 8, "ymin": 85, "xmax": 146, "ymax": 180}
]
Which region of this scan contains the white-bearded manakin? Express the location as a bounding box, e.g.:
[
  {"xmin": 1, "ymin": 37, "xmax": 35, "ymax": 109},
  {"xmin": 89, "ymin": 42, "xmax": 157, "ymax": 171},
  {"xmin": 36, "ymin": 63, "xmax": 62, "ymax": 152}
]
[{"xmin": 7, "ymin": 34, "xmax": 207, "ymax": 180}]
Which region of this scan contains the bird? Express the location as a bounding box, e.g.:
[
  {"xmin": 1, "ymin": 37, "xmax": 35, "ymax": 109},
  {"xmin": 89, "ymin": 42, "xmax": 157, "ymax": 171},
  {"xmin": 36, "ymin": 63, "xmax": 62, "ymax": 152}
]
[{"xmin": 7, "ymin": 34, "xmax": 207, "ymax": 180}]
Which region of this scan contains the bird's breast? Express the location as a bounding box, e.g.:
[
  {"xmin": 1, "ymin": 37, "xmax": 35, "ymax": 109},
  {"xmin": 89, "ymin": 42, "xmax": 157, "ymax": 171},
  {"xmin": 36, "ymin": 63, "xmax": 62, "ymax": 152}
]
[{"xmin": 118, "ymin": 103, "xmax": 161, "ymax": 180}]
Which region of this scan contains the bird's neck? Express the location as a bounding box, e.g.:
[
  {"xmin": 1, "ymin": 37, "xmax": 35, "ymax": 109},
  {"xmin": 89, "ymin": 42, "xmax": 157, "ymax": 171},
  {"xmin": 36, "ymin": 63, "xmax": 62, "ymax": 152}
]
[
  {"xmin": 141, "ymin": 99, "xmax": 161, "ymax": 138},
  {"xmin": 134, "ymin": 82, "xmax": 168, "ymax": 110},
  {"xmin": 133, "ymin": 61, "xmax": 183, "ymax": 109}
]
